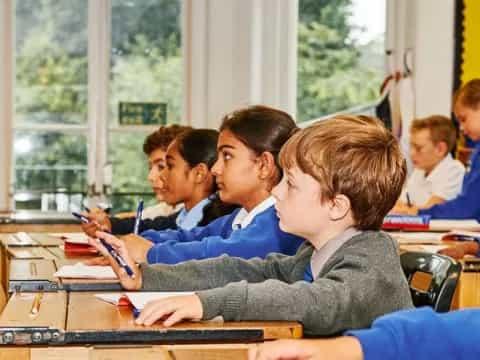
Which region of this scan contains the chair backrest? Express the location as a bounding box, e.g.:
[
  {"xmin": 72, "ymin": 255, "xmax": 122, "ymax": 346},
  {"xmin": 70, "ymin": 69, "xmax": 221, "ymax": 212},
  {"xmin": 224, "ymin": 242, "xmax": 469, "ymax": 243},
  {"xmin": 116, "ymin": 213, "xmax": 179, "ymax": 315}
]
[{"xmin": 400, "ymin": 251, "xmax": 462, "ymax": 312}]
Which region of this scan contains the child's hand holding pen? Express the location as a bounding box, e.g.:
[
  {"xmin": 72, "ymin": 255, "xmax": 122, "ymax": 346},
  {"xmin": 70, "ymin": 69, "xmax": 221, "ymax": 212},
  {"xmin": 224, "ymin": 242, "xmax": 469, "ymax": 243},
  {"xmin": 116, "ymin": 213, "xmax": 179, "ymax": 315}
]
[
  {"xmin": 79, "ymin": 209, "xmax": 112, "ymax": 237},
  {"xmin": 88, "ymin": 231, "xmax": 142, "ymax": 291}
]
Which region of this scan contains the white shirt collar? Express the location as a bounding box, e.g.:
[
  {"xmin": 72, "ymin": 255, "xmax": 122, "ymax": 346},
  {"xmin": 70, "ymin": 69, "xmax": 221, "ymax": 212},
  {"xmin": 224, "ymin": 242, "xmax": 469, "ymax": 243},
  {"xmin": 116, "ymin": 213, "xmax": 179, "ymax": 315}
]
[{"xmin": 231, "ymin": 196, "xmax": 276, "ymax": 230}]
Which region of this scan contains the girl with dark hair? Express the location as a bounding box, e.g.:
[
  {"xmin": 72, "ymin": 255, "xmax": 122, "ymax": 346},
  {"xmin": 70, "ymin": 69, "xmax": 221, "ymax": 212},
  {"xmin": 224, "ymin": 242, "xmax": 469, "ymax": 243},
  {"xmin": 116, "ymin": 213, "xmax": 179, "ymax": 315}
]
[
  {"xmin": 82, "ymin": 129, "xmax": 236, "ymax": 237},
  {"xmin": 105, "ymin": 105, "xmax": 304, "ymax": 265}
]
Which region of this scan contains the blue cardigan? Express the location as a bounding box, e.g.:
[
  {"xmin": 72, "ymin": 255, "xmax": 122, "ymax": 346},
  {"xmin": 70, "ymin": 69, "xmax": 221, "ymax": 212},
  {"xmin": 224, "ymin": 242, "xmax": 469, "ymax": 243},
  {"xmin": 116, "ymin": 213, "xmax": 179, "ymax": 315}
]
[
  {"xmin": 419, "ymin": 144, "xmax": 480, "ymax": 220},
  {"xmin": 141, "ymin": 206, "xmax": 304, "ymax": 264},
  {"xmin": 346, "ymin": 307, "xmax": 480, "ymax": 360}
]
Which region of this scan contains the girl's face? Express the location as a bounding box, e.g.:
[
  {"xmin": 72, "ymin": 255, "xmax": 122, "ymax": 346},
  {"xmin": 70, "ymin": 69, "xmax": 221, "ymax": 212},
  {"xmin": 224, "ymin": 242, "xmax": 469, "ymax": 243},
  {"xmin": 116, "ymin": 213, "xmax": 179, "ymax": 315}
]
[
  {"xmin": 211, "ymin": 130, "xmax": 265, "ymax": 209},
  {"xmin": 147, "ymin": 148, "xmax": 167, "ymax": 201},
  {"xmin": 454, "ymin": 103, "xmax": 480, "ymax": 141},
  {"xmin": 160, "ymin": 141, "xmax": 196, "ymax": 207}
]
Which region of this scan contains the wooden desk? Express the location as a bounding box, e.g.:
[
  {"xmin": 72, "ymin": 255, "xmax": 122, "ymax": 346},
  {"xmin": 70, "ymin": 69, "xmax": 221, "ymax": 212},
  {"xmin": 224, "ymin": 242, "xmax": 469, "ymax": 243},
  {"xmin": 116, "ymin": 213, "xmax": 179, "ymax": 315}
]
[
  {"xmin": 0, "ymin": 233, "xmax": 99, "ymax": 294},
  {"xmin": 0, "ymin": 292, "xmax": 302, "ymax": 359}
]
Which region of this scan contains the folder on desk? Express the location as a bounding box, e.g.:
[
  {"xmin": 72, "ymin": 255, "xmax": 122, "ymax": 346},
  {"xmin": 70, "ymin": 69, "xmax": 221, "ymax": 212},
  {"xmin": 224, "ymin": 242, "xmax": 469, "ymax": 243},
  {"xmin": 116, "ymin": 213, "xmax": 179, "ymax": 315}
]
[
  {"xmin": 382, "ymin": 215, "xmax": 431, "ymax": 231},
  {"xmin": 52, "ymin": 233, "xmax": 98, "ymax": 256}
]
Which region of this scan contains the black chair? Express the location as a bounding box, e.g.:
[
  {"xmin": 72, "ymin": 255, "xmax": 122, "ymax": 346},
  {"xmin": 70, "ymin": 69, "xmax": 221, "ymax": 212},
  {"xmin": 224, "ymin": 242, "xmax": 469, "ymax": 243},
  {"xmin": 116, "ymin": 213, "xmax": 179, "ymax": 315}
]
[{"xmin": 400, "ymin": 251, "xmax": 462, "ymax": 312}]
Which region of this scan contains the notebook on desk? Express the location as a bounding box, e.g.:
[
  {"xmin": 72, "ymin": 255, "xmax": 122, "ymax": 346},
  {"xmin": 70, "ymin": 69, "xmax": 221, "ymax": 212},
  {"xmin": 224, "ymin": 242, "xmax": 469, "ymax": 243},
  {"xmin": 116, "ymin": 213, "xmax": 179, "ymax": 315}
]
[
  {"xmin": 54, "ymin": 263, "xmax": 117, "ymax": 279},
  {"xmin": 382, "ymin": 215, "xmax": 430, "ymax": 231},
  {"xmin": 49, "ymin": 233, "xmax": 98, "ymax": 255}
]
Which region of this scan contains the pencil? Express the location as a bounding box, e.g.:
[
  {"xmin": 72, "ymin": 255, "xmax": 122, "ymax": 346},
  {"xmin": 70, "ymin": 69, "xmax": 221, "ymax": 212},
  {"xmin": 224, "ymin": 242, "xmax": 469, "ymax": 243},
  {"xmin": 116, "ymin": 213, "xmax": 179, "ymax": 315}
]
[
  {"xmin": 406, "ymin": 192, "xmax": 412, "ymax": 207},
  {"xmin": 30, "ymin": 292, "xmax": 43, "ymax": 315}
]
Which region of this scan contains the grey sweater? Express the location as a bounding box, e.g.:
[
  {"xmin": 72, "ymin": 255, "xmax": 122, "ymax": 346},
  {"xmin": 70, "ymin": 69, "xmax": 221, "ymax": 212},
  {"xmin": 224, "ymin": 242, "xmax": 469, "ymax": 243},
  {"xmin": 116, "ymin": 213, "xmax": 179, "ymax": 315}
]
[{"xmin": 141, "ymin": 231, "xmax": 413, "ymax": 336}]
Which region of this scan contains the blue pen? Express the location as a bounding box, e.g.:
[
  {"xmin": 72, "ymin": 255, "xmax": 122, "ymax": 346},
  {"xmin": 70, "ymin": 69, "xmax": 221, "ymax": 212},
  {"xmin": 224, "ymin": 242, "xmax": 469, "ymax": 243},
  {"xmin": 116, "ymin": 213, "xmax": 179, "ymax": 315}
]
[
  {"xmin": 71, "ymin": 212, "xmax": 135, "ymax": 278},
  {"xmin": 132, "ymin": 307, "xmax": 141, "ymax": 318},
  {"xmin": 133, "ymin": 200, "xmax": 144, "ymax": 235},
  {"xmin": 72, "ymin": 211, "xmax": 91, "ymax": 224}
]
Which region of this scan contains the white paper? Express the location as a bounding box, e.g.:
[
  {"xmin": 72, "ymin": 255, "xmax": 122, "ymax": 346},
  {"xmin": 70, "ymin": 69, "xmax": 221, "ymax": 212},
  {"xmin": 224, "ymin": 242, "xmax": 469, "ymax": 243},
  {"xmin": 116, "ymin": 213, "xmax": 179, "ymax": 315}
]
[
  {"xmin": 95, "ymin": 292, "xmax": 194, "ymax": 309},
  {"xmin": 49, "ymin": 233, "xmax": 91, "ymax": 244},
  {"xmin": 429, "ymin": 219, "xmax": 480, "ymax": 232},
  {"xmin": 390, "ymin": 232, "xmax": 444, "ymax": 244},
  {"xmin": 418, "ymin": 245, "xmax": 450, "ymax": 253},
  {"xmin": 54, "ymin": 263, "xmax": 117, "ymax": 279}
]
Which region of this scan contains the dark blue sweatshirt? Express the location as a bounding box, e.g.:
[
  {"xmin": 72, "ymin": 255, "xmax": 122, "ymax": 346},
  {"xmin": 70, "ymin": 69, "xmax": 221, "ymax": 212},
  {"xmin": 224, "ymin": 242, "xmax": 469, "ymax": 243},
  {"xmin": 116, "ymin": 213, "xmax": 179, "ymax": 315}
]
[
  {"xmin": 141, "ymin": 205, "xmax": 304, "ymax": 264},
  {"xmin": 419, "ymin": 144, "xmax": 480, "ymax": 220},
  {"xmin": 346, "ymin": 307, "xmax": 480, "ymax": 360}
]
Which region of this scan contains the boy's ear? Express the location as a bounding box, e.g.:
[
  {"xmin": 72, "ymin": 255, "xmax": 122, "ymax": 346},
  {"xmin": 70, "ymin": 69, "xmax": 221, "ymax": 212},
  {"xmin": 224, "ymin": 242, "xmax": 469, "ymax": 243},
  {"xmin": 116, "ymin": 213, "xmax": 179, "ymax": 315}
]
[
  {"xmin": 329, "ymin": 194, "xmax": 351, "ymax": 221},
  {"xmin": 192, "ymin": 163, "xmax": 209, "ymax": 184},
  {"xmin": 435, "ymin": 141, "xmax": 448, "ymax": 157},
  {"xmin": 257, "ymin": 152, "xmax": 277, "ymax": 181}
]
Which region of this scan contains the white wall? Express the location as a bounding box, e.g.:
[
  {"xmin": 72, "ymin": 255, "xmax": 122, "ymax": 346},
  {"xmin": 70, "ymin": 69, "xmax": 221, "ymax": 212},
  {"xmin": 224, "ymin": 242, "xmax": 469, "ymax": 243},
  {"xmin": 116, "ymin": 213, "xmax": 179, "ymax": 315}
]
[
  {"xmin": 413, "ymin": 0, "xmax": 455, "ymax": 117},
  {"xmin": 184, "ymin": 0, "xmax": 298, "ymax": 129}
]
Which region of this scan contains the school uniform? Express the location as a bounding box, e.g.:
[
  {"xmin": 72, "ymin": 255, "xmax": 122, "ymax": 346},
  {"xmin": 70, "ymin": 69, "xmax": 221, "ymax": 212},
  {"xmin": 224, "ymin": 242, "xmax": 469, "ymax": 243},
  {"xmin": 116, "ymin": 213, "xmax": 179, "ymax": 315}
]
[
  {"xmin": 110, "ymin": 197, "xmax": 216, "ymax": 234},
  {"xmin": 346, "ymin": 307, "xmax": 480, "ymax": 360},
  {"xmin": 419, "ymin": 144, "xmax": 480, "ymax": 219},
  {"xmin": 399, "ymin": 154, "xmax": 465, "ymax": 205},
  {"xmin": 140, "ymin": 230, "xmax": 413, "ymax": 336},
  {"xmin": 141, "ymin": 196, "xmax": 305, "ymax": 264}
]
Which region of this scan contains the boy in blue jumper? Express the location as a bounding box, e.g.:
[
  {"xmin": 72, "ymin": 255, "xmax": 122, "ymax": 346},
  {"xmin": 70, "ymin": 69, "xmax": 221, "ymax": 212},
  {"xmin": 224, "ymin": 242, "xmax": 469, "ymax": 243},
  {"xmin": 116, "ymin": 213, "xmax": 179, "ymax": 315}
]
[
  {"xmin": 393, "ymin": 79, "xmax": 480, "ymax": 220},
  {"xmin": 250, "ymin": 307, "xmax": 480, "ymax": 360},
  {"xmin": 97, "ymin": 105, "xmax": 304, "ymax": 264}
]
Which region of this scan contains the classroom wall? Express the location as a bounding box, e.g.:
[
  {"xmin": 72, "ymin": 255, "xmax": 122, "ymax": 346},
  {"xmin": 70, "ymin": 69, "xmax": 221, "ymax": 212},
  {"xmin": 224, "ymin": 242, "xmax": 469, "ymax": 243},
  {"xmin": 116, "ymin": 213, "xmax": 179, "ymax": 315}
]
[
  {"xmin": 184, "ymin": 0, "xmax": 298, "ymax": 129},
  {"xmin": 413, "ymin": 0, "xmax": 455, "ymax": 118}
]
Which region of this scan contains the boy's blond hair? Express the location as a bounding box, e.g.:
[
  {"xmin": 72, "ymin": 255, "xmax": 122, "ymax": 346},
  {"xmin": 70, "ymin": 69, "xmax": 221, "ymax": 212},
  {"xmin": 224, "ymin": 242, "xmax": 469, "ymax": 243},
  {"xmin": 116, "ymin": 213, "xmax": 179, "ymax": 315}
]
[
  {"xmin": 279, "ymin": 115, "xmax": 406, "ymax": 230},
  {"xmin": 410, "ymin": 115, "xmax": 457, "ymax": 153},
  {"xmin": 454, "ymin": 79, "xmax": 480, "ymax": 110}
]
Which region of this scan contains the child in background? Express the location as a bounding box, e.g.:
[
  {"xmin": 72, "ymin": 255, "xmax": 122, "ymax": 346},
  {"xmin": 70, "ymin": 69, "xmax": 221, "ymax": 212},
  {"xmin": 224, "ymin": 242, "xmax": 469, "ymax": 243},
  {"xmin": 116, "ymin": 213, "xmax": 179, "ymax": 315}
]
[
  {"xmin": 90, "ymin": 115, "xmax": 412, "ymax": 336},
  {"xmin": 82, "ymin": 124, "xmax": 189, "ymax": 234},
  {"xmin": 82, "ymin": 129, "xmax": 237, "ymax": 237},
  {"xmin": 249, "ymin": 307, "xmax": 480, "ymax": 360},
  {"xmin": 392, "ymin": 115, "xmax": 464, "ymax": 213},
  {"xmin": 392, "ymin": 79, "xmax": 480, "ymax": 220},
  {"xmin": 94, "ymin": 105, "xmax": 304, "ymax": 264}
]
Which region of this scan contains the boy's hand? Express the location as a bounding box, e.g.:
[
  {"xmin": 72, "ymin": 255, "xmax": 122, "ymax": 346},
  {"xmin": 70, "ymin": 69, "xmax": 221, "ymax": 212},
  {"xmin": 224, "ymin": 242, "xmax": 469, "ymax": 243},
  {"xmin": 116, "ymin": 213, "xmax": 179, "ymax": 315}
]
[
  {"xmin": 390, "ymin": 203, "xmax": 419, "ymax": 216},
  {"xmin": 81, "ymin": 209, "xmax": 112, "ymax": 237},
  {"xmin": 88, "ymin": 231, "xmax": 142, "ymax": 290},
  {"xmin": 135, "ymin": 294, "xmax": 203, "ymax": 327},
  {"xmin": 121, "ymin": 234, "xmax": 154, "ymax": 263},
  {"xmin": 248, "ymin": 338, "xmax": 363, "ymax": 360},
  {"xmin": 82, "ymin": 256, "xmax": 111, "ymax": 266},
  {"xmin": 439, "ymin": 241, "xmax": 479, "ymax": 259}
]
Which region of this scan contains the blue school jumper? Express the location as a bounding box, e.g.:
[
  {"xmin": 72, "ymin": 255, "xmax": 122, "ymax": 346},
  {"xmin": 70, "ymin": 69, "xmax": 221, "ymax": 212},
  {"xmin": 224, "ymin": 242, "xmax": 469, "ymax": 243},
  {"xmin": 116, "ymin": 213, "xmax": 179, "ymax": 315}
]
[
  {"xmin": 141, "ymin": 205, "xmax": 304, "ymax": 264},
  {"xmin": 346, "ymin": 307, "xmax": 480, "ymax": 360},
  {"xmin": 419, "ymin": 144, "xmax": 480, "ymax": 220}
]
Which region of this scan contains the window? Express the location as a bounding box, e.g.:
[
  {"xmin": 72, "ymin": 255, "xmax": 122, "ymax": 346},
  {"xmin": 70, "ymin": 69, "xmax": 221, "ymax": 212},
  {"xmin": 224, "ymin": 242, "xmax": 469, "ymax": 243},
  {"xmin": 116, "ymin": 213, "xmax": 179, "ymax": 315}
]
[
  {"xmin": 297, "ymin": 0, "xmax": 386, "ymax": 122},
  {"xmin": 11, "ymin": 0, "xmax": 183, "ymax": 212}
]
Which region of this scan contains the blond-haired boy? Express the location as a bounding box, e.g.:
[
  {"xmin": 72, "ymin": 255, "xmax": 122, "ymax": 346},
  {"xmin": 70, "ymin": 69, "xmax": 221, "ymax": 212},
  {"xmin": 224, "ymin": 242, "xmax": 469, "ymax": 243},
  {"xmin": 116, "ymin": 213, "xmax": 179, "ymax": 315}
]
[
  {"xmin": 393, "ymin": 115, "xmax": 464, "ymax": 213},
  {"xmin": 91, "ymin": 115, "xmax": 413, "ymax": 336}
]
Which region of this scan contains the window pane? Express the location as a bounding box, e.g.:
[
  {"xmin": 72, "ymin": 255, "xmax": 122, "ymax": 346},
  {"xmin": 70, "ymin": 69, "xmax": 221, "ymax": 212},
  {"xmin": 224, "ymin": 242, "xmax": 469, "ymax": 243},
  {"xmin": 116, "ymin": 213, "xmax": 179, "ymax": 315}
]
[
  {"xmin": 108, "ymin": 0, "xmax": 182, "ymax": 211},
  {"xmin": 109, "ymin": 133, "xmax": 156, "ymax": 212},
  {"xmin": 297, "ymin": 0, "xmax": 386, "ymax": 122},
  {"xmin": 15, "ymin": 0, "xmax": 88, "ymax": 125},
  {"xmin": 109, "ymin": 0, "xmax": 183, "ymax": 126},
  {"xmin": 14, "ymin": 131, "xmax": 87, "ymax": 211}
]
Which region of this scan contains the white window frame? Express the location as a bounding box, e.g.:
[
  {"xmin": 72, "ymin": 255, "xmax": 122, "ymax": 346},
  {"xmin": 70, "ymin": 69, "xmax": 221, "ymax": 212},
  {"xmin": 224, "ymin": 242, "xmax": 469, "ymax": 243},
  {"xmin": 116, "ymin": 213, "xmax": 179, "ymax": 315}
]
[{"xmin": 0, "ymin": 0, "xmax": 186, "ymax": 212}]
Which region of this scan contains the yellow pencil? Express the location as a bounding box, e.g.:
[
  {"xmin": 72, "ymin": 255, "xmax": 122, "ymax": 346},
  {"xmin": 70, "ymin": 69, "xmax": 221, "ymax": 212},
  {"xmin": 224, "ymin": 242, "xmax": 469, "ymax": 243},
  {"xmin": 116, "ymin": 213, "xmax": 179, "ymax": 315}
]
[{"xmin": 30, "ymin": 293, "xmax": 43, "ymax": 315}]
